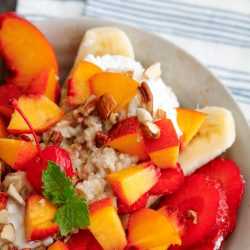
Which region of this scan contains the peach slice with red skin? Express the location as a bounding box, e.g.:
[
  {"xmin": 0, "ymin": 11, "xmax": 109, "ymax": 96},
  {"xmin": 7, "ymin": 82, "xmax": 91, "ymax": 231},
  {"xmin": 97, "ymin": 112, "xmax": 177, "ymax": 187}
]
[
  {"xmin": 25, "ymin": 194, "xmax": 58, "ymax": 241},
  {"xmin": 107, "ymin": 161, "xmax": 160, "ymax": 206},
  {"xmin": 67, "ymin": 61, "xmax": 102, "ymax": 106},
  {"xmin": 144, "ymin": 119, "xmax": 180, "ymax": 168},
  {"xmin": 0, "ymin": 138, "xmax": 37, "ymax": 171},
  {"xmin": 176, "ymin": 108, "xmax": 207, "ymax": 149},
  {"xmin": 48, "ymin": 240, "xmax": 69, "ymax": 250},
  {"xmin": 0, "ymin": 115, "xmax": 8, "ymax": 138},
  {"xmin": 127, "ymin": 208, "xmax": 181, "ymax": 249},
  {"xmin": 0, "ymin": 192, "xmax": 8, "ymax": 210},
  {"xmin": 7, "ymin": 95, "xmax": 64, "ymax": 134},
  {"xmin": 89, "ymin": 72, "xmax": 140, "ymax": 112},
  {"xmin": 26, "ymin": 68, "xmax": 60, "ymax": 103},
  {"xmin": 106, "ymin": 116, "xmax": 148, "ymax": 161},
  {"xmin": 0, "ymin": 12, "xmax": 58, "ymax": 90},
  {"xmin": 88, "ymin": 197, "xmax": 127, "ymax": 250}
]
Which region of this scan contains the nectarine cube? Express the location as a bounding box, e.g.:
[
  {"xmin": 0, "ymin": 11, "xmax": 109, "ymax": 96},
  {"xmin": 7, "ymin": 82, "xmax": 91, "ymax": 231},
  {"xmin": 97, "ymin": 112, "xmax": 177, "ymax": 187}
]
[
  {"xmin": 0, "ymin": 138, "xmax": 37, "ymax": 170},
  {"xmin": 7, "ymin": 95, "xmax": 64, "ymax": 134},
  {"xmin": 88, "ymin": 197, "xmax": 127, "ymax": 250},
  {"xmin": 25, "ymin": 194, "xmax": 58, "ymax": 241},
  {"xmin": 144, "ymin": 119, "xmax": 179, "ymax": 168},
  {"xmin": 107, "ymin": 116, "xmax": 148, "ymax": 160},
  {"xmin": 107, "ymin": 162, "xmax": 160, "ymax": 206},
  {"xmin": 27, "ymin": 68, "xmax": 60, "ymax": 103},
  {"xmin": 48, "ymin": 240, "xmax": 68, "ymax": 250},
  {"xmin": 176, "ymin": 108, "xmax": 207, "ymax": 149},
  {"xmin": 0, "ymin": 12, "xmax": 58, "ymax": 89},
  {"xmin": 89, "ymin": 72, "xmax": 140, "ymax": 111},
  {"xmin": 0, "ymin": 116, "xmax": 8, "ymax": 138},
  {"xmin": 127, "ymin": 208, "xmax": 181, "ymax": 249},
  {"xmin": 67, "ymin": 61, "xmax": 102, "ymax": 106}
]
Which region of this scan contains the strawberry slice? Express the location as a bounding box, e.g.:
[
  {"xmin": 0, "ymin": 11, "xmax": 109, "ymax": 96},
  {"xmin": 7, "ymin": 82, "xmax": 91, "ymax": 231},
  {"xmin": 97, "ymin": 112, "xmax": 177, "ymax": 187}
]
[
  {"xmin": 197, "ymin": 158, "xmax": 244, "ymax": 235},
  {"xmin": 66, "ymin": 230, "xmax": 102, "ymax": 250},
  {"xmin": 117, "ymin": 192, "xmax": 149, "ymax": 214},
  {"xmin": 149, "ymin": 164, "xmax": 184, "ymax": 195},
  {"xmin": 158, "ymin": 174, "xmax": 229, "ymax": 249}
]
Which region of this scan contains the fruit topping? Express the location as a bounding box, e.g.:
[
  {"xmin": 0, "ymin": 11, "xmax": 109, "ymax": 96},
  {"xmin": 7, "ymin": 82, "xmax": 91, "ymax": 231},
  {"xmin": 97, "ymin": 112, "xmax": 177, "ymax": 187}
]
[
  {"xmin": 48, "ymin": 240, "xmax": 69, "ymax": 250},
  {"xmin": 0, "ymin": 115, "xmax": 8, "ymax": 138}
]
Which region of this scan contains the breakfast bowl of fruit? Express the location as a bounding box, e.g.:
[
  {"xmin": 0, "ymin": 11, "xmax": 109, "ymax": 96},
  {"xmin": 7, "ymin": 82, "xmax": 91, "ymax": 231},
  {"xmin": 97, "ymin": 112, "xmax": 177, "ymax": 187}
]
[{"xmin": 0, "ymin": 12, "xmax": 249, "ymax": 250}]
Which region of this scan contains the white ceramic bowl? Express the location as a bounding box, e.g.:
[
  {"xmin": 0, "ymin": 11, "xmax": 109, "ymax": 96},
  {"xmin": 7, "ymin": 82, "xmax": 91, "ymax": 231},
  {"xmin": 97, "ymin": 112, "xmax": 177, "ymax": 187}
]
[{"xmin": 35, "ymin": 18, "xmax": 250, "ymax": 250}]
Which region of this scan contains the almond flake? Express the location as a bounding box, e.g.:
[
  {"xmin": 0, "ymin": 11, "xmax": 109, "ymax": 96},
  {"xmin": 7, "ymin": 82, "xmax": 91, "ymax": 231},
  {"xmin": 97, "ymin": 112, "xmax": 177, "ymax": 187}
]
[
  {"xmin": 143, "ymin": 62, "xmax": 161, "ymax": 80},
  {"xmin": 0, "ymin": 209, "xmax": 8, "ymax": 225},
  {"xmin": 141, "ymin": 121, "xmax": 160, "ymax": 139},
  {"xmin": 137, "ymin": 108, "xmax": 153, "ymax": 123},
  {"xmin": 0, "ymin": 224, "xmax": 15, "ymax": 243},
  {"xmin": 7, "ymin": 184, "xmax": 25, "ymax": 206}
]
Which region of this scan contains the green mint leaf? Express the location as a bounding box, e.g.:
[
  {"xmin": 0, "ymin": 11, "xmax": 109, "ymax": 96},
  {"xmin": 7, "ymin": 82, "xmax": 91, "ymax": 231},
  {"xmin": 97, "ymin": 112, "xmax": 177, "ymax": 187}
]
[
  {"xmin": 42, "ymin": 161, "xmax": 74, "ymax": 205},
  {"xmin": 53, "ymin": 195, "xmax": 90, "ymax": 235}
]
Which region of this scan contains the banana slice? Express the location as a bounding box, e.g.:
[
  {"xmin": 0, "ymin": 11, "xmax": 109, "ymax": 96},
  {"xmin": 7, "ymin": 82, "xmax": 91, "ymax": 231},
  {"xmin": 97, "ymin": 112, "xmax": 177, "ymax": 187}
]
[
  {"xmin": 74, "ymin": 27, "xmax": 135, "ymax": 66},
  {"xmin": 179, "ymin": 107, "xmax": 236, "ymax": 176}
]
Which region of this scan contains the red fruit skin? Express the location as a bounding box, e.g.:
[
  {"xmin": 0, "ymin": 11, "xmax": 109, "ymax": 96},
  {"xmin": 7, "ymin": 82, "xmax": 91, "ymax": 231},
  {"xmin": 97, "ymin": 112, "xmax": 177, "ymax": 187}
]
[
  {"xmin": 0, "ymin": 192, "xmax": 8, "ymax": 210},
  {"xmin": 149, "ymin": 164, "xmax": 184, "ymax": 195},
  {"xmin": 26, "ymin": 146, "xmax": 75, "ymax": 191},
  {"xmin": 66, "ymin": 230, "xmax": 102, "ymax": 250},
  {"xmin": 197, "ymin": 158, "xmax": 244, "ymax": 235},
  {"xmin": 158, "ymin": 174, "xmax": 229, "ymax": 249},
  {"xmin": 117, "ymin": 192, "xmax": 149, "ymax": 214}
]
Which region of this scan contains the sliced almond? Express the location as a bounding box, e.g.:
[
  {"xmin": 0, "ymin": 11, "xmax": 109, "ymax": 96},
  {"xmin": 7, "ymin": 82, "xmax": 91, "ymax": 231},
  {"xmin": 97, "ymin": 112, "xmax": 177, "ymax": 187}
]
[
  {"xmin": 155, "ymin": 108, "xmax": 167, "ymax": 120},
  {"xmin": 0, "ymin": 224, "xmax": 15, "ymax": 243},
  {"xmin": 0, "ymin": 209, "xmax": 8, "ymax": 225},
  {"xmin": 137, "ymin": 108, "xmax": 153, "ymax": 123},
  {"xmin": 141, "ymin": 121, "xmax": 160, "ymax": 139},
  {"xmin": 123, "ymin": 70, "xmax": 134, "ymax": 78},
  {"xmin": 7, "ymin": 184, "xmax": 25, "ymax": 206},
  {"xmin": 97, "ymin": 93, "xmax": 117, "ymax": 119},
  {"xmin": 143, "ymin": 62, "xmax": 161, "ymax": 80},
  {"xmin": 137, "ymin": 82, "xmax": 153, "ymax": 114}
]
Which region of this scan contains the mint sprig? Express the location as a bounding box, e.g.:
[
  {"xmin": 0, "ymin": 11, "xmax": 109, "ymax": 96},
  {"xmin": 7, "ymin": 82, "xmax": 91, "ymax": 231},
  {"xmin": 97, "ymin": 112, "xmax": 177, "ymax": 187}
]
[{"xmin": 42, "ymin": 161, "xmax": 90, "ymax": 235}]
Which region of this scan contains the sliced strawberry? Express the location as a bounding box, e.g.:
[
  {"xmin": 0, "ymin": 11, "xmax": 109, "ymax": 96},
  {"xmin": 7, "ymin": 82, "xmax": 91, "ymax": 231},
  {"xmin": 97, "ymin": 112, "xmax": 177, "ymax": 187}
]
[
  {"xmin": 117, "ymin": 192, "xmax": 149, "ymax": 214},
  {"xmin": 66, "ymin": 230, "xmax": 102, "ymax": 250},
  {"xmin": 158, "ymin": 174, "xmax": 229, "ymax": 249},
  {"xmin": 197, "ymin": 158, "xmax": 244, "ymax": 235},
  {"xmin": 149, "ymin": 164, "xmax": 184, "ymax": 195}
]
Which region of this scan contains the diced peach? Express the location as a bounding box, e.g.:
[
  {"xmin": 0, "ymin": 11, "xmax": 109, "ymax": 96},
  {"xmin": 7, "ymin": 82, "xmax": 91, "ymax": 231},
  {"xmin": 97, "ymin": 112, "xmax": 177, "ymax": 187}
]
[
  {"xmin": 107, "ymin": 162, "xmax": 160, "ymax": 206},
  {"xmin": 107, "ymin": 116, "xmax": 148, "ymax": 161},
  {"xmin": 144, "ymin": 119, "xmax": 179, "ymax": 168},
  {"xmin": 0, "ymin": 84, "xmax": 22, "ymax": 117},
  {"xmin": 0, "ymin": 192, "xmax": 8, "ymax": 210},
  {"xmin": 0, "ymin": 138, "xmax": 37, "ymax": 170},
  {"xmin": 88, "ymin": 197, "xmax": 127, "ymax": 250},
  {"xmin": 27, "ymin": 68, "xmax": 60, "ymax": 103},
  {"xmin": 176, "ymin": 108, "xmax": 207, "ymax": 149},
  {"xmin": 48, "ymin": 240, "xmax": 68, "ymax": 250},
  {"xmin": 25, "ymin": 194, "xmax": 58, "ymax": 241},
  {"xmin": 7, "ymin": 95, "xmax": 64, "ymax": 134},
  {"xmin": 0, "ymin": 12, "xmax": 58, "ymax": 89},
  {"xmin": 0, "ymin": 116, "xmax": 8, "ymax": 138},
  {"xmin": 89, "ymin": 72, "xmax": 140, "ymax": 111},
  {"xmin": 67, "ymin": 61, "xmax": 102, "ymax": 106},
  {"xmin": 127, "ymin": 208, "xmax": 181, "ymax": 249}
]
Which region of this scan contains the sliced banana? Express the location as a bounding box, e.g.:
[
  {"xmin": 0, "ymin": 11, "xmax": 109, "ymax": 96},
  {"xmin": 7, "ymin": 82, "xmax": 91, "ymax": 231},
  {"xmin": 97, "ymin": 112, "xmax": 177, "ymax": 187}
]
[
  {"xmin": 179, "ymin": 106, "xmax": 236, "ymax": 176},
  {"xmin": 74, "ymin": 27, "xmax": 135, "ymax": 66}
]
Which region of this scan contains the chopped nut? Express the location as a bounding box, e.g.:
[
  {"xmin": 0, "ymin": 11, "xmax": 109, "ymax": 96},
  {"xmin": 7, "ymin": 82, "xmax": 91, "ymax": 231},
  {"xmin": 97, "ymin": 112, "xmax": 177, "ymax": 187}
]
[
  {"xmin": 188, "ymin": 209, "xmax": 198, "ymax": 225},
  {"xmin": 137, "ymin": 82, "xmax": 153, "ymax": 114},
  {"xmin": 73, "ymin": 95, "xmax": 98, "ymax": 118},
  {"xmin": 18, "ymin": 133, "xmax": 33, "ymax": 142},
  {"xmin": 137, "ymin": 108, "xmax": 153, "ymax": 123},
  {"xmin": 0, "ymin": 224, "xmax": 15, "ymax": 243},
  {"xmin": 155, "ymin": 108, "xmax": 167, "ymax": 120},
  {"xmin": 141, "ymin": 121, "xmax": 160, "ymax": 139},
  {"xmin": 0, "ymin": 209, "xmax": 8, "ymax": 224},
  {"xmin": 123, "ymin": 70, "xmax": 134, "ymax": 78},
  {"xmin": 7, "ymin": 184, "xmax": 25, "ymax": 206},
  {"xmin": 95, "ymin": 131, "xmax": 110, "ymax": 148},
  {"xmin": 97, "ymin": 93, "xmax": 117, "ymax": 119},
  {"xmin": 143, "ymin": 62, "xmax": 161, "ymax": 80},
  {"xmin": 49, "ymin": 130, "xmax": 63, "ymax": 146}
]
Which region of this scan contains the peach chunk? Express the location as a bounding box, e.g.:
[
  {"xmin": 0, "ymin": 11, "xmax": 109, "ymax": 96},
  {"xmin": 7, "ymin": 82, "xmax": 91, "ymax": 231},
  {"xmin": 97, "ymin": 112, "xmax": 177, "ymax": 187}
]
[
  {"xmin": 67, "ymin": 61, "xmax": 102, "ymax": 106},
  {"xmin": 27, "ymin": 68, "xmax": 60, "ymax": 103},
  {"xmin": 0, "ymin": 12, "xmax": 58, "ymax": 89},
  {"xmin": 25, "ymin": 194, "xmax": 58, "ymax": 241},
  {"xmin": 48, "ymin": 240, "xmax": 68, "ymax": 250},
  {"xmin": 144, "ymin": 119, "xmax": 180, "ymax": 168},
  {"xmin": 107, "ymin": 162, "xmax": 160, "ymax": 206},
  {"xmin": 0, "ymin": 115, "xmax": 8, "ymax": 138},
  {"xmin": 107, "ymin": 116, "xmax": 148, "ymax": 161},
  {"xmin": 7, "ymin": 95, "xmax": 64, "ymax": 134},
  {"xmin": 89, "ymin": 72, "xmax": 140, "ymax": 111},
  {"xmin": 88, "ymin": 197, "xmax": 127, "ymax": 250},
  {"xmin": 176, "ymin": 108, "xmax": 207, "ymax": 149},
  {"xmin": 127, "ymin": 208, "xmax": 181, "ymax": 249},
  {"xmin": 0, "ymin": 138, "xmax": 37, "ymax": 171}
]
